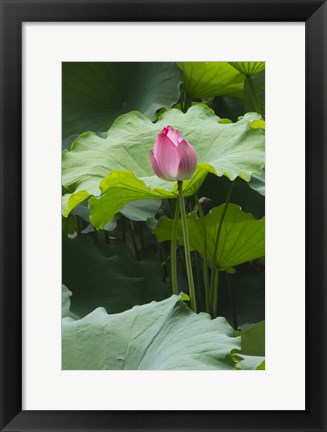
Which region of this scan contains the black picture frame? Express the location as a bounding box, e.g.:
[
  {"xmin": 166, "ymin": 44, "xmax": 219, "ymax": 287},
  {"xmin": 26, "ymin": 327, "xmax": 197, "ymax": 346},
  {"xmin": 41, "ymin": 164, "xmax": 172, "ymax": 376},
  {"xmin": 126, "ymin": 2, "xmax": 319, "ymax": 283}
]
[{"xmin": 1, "ymin": 0, "xmax": 326, "ymax": 431}]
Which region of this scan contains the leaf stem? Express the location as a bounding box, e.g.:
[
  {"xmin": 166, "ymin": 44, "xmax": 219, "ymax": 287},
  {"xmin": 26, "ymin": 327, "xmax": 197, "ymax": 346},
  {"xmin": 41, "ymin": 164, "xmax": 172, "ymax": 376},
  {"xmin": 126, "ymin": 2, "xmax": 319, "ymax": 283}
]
[
  {"xmin": 178, "ymin": 181, "xmax": 197, "ymax": 312},
  {"xmin": 138, "ymin": 222, "xmax": 145, "ymax": 260},
  {"xmin": 194, "ymin": 194, "xmax": 210, "ymax": 313},
  {"xmin": 212, "ymin": 269, "xmax": 219, "ymax": 318},
  {"xmin": 210, "ymin": 181, "xmax": 234, "ymax": 317},
  {"xmin": 228, "ymin": 275, "xmax": 238, "ymax": 330},
  {"xmin": 181, "ymin": 86, "xmax": 192, "ymax": 113},
  {"xmin": 247, "ymin": 76, "xmax": 262, "ymax": 115},
  {"xmin": 194, "ymin": 251, "xmax": 202, "ymax": 303},
  {"xmin": 170, "ymin": 199, "xmax": 180, "ymax": 295},
  {"xmin": 128, "ymin": 219, "xmax": 139, "ymax": 260}
]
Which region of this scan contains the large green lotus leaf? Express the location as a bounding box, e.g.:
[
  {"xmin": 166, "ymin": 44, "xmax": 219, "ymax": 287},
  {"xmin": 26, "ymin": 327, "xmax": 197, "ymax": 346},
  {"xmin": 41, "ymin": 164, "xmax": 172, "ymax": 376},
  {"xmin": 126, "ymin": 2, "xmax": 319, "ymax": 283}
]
[
  {"xmin": 62, "ymin": 62, "xmax": 182, "ymax": 138},
  {"xmin": 178, "ymin": 62, "xmax": 245, "ymax": 98},
  {"xmin": 62, "ymin": 293, "xmax": 240, "ymax": 370},
  {"xmin": 229, "ymin": 62, "xmax": 265, "ymax": 76},
  {"xmin": 62, "ymin": 234, "xmax": 170, "ymax": 317},
  {"xmin": 154, "ymin": 204, "xmax": 265, "ymax": 271},
  {"xmin": 62, "ymin": 105, "xmax": 265, "ymax": 228}
]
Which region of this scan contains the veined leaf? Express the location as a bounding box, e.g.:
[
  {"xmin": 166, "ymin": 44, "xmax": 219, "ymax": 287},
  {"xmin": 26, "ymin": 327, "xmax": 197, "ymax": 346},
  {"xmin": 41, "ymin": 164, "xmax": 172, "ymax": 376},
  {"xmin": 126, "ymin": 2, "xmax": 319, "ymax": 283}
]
[
  {"xmin": 154, "ymin": 204, "xmax": 265, "ymax": 271},
  {"xmin": 62, "ymin": 62, "xmax": 182, "ymax": 138},
  {"xmin": 62, "ymin": 293, "xmax": 240, "ymax": 370},
  {"xmin": 178, "ymin": 62, "xmax": 245, "ymax": 98},
  {"xmin": 229, "ymin": 62, "xmax": 265, "ymax": 77},
  {"xmin": 62, "ymin": 105, "xmax": 265, "ymax": 228},
  {"xmin": 120, "ymin": 199, "xmax": 162, "ymax": 222}
]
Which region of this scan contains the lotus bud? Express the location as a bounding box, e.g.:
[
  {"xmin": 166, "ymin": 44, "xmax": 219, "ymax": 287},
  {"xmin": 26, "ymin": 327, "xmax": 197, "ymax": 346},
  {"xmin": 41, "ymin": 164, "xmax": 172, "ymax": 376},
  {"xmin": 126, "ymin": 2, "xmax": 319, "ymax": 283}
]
[{"xmin": 150, "ymin": 126, "xmax": 197, "ymax": 182}]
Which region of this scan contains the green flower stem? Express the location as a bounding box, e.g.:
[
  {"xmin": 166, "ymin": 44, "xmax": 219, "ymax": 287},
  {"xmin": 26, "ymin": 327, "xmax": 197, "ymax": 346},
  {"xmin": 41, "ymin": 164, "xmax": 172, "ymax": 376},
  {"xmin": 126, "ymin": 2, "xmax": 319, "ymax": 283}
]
[
  {"xmin": 170, "ymin": 199, "xmax": 180, "ymax": 295},
  {"xmin": 178, "ymin": 181, "xmax": 197, "ymax": 312},
  {"xmin": 212, "ymin": 269, "xmax": 220, "ymax": 318},
  {"xmin": 194, "ymin": 194, "xmax": 210, "ymax": 313},
  {"xmin": 210, "ymin": 181, "xmax": 235, "ymax": 317},
  {"xmin": 194, "ymin": 251, "xmax": 202, "ymax": 301}
]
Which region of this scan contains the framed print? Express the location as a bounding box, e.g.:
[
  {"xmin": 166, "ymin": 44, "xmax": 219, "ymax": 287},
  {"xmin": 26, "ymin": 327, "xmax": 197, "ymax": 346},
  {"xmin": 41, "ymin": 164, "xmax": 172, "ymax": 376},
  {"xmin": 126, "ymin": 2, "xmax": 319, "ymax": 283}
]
[{"xmin": 0, "ymin": 0, "xmax": 326, "ymax": 431}]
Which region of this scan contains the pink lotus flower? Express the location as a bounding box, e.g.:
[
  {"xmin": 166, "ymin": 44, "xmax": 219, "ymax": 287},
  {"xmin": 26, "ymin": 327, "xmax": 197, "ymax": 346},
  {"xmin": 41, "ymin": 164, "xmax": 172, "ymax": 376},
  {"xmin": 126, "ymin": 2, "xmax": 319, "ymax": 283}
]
[{"xmin": 150, "ymin": 126, "xmax": 197, "ymax": 182}]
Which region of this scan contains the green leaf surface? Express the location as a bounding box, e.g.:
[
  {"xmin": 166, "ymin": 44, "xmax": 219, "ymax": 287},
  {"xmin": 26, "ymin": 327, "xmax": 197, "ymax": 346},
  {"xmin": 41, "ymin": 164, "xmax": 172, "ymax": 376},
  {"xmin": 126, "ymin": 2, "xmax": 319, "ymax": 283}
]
[
  {"xmin": 62, "ymin": 293, "xmax": 241, "ymax": 370},
  {"xmin": 233, "ymin": 321, "xmax": 265, "ymax": 369},
  {"xmin": 120, "ymin": 199, "xmax": 162, "ymax": 222},
  {"xmin": 234, "ymin": 354, "xmax": 265, "ymax": 370},
  {"xmin": 62, "ymin": 285, "xmax": 72, "ymax": 318},
  {"xmin": 229, "ymin": 62, "xmax": 265, "ymax": 76},
  {"xmin": 62, "ymin": 234, "xmax": 170, "ymax": 317},
  {"xmin": 249, "ymin": 119, "xmax": 265, "ymax": 130},
  {"xmin": 218, "ymin": 268, "xmax": 265, "ymax": 329},
  {"xmin": 62, "ymin": 62, "xmax": 182, "ymax": 138},
  {"xmin": 62, "ymin": 105, "xmax": 265, "ymax": 228},
  {"xmin": 244, "ymin": 71, "xmax": 265, "ymax": 115},
  {"xmin": 198, "ymin": 174, "xmax": 265, "ymax": 219},
  {"xmin": 249, "ymin": 169, "xmax": 265, "ymax": 196},
  {"xmin": 255, "ymin": 360, "xmax": 266, "ymax": 370},
  {"xmin": 178, "ymin": 62, "xmax": 245, "ymax": 98},
  {"xmin": 154, "ymin": 204, "xmax": 265, "ymax": 271},
  {"xmin": 239, "ymin": 321, "xmax": 265, "ymax": 356},
  {"xmin": 62, "ymin": 215, "xmax": 76, "ymax": 235},
  {"xmin": 212, "ymin": 96, "xmax": 246, "ymax": 122}
]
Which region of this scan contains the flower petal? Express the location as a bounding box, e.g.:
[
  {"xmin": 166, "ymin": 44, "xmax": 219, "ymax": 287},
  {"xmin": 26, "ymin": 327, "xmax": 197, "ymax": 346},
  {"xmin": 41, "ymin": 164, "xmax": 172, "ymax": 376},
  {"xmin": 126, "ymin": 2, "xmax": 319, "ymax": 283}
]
[
  {"xmin": 177, "ymin": 139, "xmax": 197, "ymax": 180},
  {"xmin": 150, "ymin": 151, "xmax": 167, "ymax": 180},
  {"xmin": 154, "ymin": 133, "xmax": 181, "ymax": 180},
  {"xmin": 164, "ymin": 126, "xmax": 183, "ymax": 146}
]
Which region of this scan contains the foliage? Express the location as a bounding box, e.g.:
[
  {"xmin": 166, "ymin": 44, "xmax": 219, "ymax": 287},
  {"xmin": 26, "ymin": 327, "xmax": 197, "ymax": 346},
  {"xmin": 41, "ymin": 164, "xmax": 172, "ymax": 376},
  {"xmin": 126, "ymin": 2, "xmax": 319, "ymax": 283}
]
[
  {"xmin": 154, "ymin": 204, "xmax": 265, "ymax": 271},
  {"xmin": 62, "ymin": 234, "xmax": 170, "ymax": 316},
  {"xmin": 233, "ymin": 321, "xmax": 265, "ymax": 369},
  {"xmin": 62, "ymin": 289, "xmax": 240, "ymax": 370},
  {"xmin": 62, "ymin": 106, "xmax": 264, "ymax": 227},
  {"xmin": 62, "ymin": 61, "xmax": 265, "ymax": 370},
  {"xmin": 62, "ymin": 62, "xmax": 182, "ymax": 138}
]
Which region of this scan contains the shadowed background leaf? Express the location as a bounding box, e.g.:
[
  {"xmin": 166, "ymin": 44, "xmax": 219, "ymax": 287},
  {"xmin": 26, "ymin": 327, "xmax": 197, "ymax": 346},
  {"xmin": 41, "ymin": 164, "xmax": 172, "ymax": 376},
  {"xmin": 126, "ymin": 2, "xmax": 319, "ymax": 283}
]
[
  {"xmin": 62, "ymin": 62, "xmax": 183, "ymax": 138},
  {"xmin": 178, "ymin": 62, "xmax": 245, "ymax": 98},
  {"xmin": 62, "ymin": 234, "xmax": 170, "ymax": 316}
]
